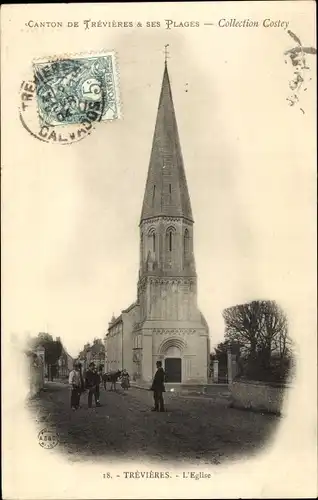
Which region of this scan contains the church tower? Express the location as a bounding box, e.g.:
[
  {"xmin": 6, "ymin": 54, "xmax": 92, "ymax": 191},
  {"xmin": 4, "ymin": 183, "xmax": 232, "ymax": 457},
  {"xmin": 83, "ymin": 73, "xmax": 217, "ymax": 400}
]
[{"xmin": 135, "ymin": 60, "xmax": 210, "ymax": 385}]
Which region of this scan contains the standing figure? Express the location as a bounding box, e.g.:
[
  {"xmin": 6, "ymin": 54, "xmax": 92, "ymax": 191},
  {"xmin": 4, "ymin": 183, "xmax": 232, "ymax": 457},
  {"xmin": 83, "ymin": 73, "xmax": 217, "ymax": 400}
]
[
  {"xmin": 150, "ymin": 361, "xmax": 165, "ymax": 412},
  {"xmin": 78, "ymin": 363, "xmax": 85, "ymax": 397},
  {"xmin": 69, "ymin": 362, "xmax": 81, "ymax": 411},
  {"xmin": 110, "ymin": 370, "xmax": 122, "ymax": 391},
  {"xmin": 95, "ymin": 366, "xmax": 103, "ymax": 405},
  {"xmin": 102, "ymin": 372, "xmax": 108, "ymax": 391},
  {"xmin": 121, "ymin": 369, "xmax": 130, "ymax": 390},
  {"xmin": 85, "ymin": 362, "xmax": 101, "ymax": 408}
]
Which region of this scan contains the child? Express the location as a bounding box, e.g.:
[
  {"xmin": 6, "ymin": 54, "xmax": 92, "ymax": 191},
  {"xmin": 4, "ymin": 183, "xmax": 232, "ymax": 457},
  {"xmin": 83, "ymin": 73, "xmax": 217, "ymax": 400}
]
[{"xmin": 121, "ymin": 369, "xmax": 130, "ymax": 390}]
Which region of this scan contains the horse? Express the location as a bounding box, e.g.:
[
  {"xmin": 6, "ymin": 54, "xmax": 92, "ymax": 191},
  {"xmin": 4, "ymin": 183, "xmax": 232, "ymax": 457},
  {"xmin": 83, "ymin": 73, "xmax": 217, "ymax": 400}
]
[{"xmin": 102, "ymin": 370, "xmax": 122, "ymax": 391}]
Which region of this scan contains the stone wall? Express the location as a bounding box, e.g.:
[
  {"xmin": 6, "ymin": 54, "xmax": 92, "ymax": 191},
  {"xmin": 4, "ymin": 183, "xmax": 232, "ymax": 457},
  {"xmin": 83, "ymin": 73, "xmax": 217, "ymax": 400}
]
[{"xmin": 229, "ymin": 379, "xmax": 289, "ymax": 415}]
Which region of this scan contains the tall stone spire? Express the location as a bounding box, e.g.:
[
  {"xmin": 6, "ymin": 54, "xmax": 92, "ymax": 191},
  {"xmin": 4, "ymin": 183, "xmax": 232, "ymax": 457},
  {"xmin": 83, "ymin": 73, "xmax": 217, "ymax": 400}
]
[{"xmin": 140, "ymin": 62, "xmax": 193, "ymax": 223}]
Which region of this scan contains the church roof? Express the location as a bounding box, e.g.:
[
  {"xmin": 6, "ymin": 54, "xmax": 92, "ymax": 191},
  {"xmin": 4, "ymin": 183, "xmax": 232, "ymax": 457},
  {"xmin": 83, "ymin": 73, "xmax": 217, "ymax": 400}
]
[
  {"xmin": 140, "ymin": 62, "xmax": 193, "ymax": 223},
  {"xmin": 122, "ymin": 301, "xmax": 138, "ymax": 313},
  {"xmin": 108, "ymin": 314, "xmax": 122, "ymax": 329}
]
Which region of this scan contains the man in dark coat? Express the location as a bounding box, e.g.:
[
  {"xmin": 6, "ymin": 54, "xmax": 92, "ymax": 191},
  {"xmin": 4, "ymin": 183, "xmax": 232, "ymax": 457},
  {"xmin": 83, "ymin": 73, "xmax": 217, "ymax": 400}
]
[
  {"xmin": 95, "ymin": 366, "xmax": 103, "ymax": 404},
  {"xmin": 85, "ymin": 362, "xmax": 101, "ymax": 408},
  {"xmin": 78, "ymin": 363, "xmax": 85, "ymax": 395},
  {"xmin": 150, "ymin": 360, "xmax": 165, "ymax": 412}
]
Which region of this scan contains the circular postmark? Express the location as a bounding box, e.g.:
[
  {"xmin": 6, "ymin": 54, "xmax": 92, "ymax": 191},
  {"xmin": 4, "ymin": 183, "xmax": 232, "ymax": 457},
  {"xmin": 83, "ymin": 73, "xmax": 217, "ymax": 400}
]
[
  {"xmin": 19, "ymin": 79, "xmax": 101, "ymax": 145},
  {"xmin": 38, "ymin": 427, "xmax": 59, "ymax": 449},
  {"xmin": 19, "ymin": 52, "xmax": 120, "ymax": 145}
]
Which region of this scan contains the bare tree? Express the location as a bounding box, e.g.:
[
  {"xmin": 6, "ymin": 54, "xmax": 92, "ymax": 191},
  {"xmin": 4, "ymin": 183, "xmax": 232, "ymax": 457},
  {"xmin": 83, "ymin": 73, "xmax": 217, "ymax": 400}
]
[
  {"xmin": 223, "ymin": 300, "xmax": 292, "ymax": 382},
  {"xmin": 258, "ymin": 301, "xmax": 290, "ymax": 370},
  {"xmin": 223, "ymin": 301, "xmax": 263, "ymax": 353}
]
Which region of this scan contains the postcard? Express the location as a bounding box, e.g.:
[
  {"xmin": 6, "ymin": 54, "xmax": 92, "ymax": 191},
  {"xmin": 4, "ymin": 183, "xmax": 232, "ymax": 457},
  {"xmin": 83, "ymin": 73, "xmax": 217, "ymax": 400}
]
[{"xmin": 1, "ymin": 2, "xmax": 317, "ymax": 499}]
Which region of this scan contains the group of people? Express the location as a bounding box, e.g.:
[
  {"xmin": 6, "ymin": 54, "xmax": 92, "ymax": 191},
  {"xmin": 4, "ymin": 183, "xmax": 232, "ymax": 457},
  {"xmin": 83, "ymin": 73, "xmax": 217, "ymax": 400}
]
[
  {"xmin": 68, "ymin": 362, "xmax": 131, "ymax": 410},
  {"xmin": 69, "ymin": 362, "xmax": 101, "ymax": 410},
  {"xmin": 69, "ymin": 360, "xmax": 166, "ymax": 412}
]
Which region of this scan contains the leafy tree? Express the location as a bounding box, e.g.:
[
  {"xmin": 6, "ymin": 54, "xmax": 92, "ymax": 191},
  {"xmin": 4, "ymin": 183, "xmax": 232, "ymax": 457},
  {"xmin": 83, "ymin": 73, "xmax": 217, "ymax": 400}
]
[
  {"xmin": 29, "ymin": 332, "xmax": 63, "ymax": 370},
  {"xmin": 212, "ymin": 340, "xmax": 241, "ymax": 360}
]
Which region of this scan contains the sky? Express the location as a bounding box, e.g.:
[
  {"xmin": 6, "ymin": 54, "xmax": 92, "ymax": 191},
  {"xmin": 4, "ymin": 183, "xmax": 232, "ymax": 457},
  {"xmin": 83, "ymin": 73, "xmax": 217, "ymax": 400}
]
[{"xmin": 2, "ymin": 2, "xmax": 316, "ymax": 358}]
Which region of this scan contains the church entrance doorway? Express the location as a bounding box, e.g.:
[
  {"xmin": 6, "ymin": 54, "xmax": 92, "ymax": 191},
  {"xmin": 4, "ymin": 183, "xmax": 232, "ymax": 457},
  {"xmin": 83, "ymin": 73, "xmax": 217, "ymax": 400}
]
[{"xmin": 165, "ymin": 357, "xmax": 181, "ymax": 383}]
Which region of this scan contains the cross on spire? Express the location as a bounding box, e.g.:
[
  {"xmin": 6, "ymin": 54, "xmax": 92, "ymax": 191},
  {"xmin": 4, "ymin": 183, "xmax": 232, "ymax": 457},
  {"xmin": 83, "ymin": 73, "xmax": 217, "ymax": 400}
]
[{"xmin": 164, "ymin": 44, "xmax": 170, "ymax": 65}]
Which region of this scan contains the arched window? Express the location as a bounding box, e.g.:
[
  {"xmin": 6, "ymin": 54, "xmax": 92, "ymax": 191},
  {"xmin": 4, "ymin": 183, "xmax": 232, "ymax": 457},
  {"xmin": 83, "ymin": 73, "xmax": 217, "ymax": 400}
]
[
  {"xmin": 148, "ymin": 227, "xmax": 156, "ymax": 254},
  {"xmin": 166, "ymin": 226, "xmax": 176, "ymax": 252},
  {"xmin": 152, "ymin": 233, "xmax": 156, "ymax": 252}
]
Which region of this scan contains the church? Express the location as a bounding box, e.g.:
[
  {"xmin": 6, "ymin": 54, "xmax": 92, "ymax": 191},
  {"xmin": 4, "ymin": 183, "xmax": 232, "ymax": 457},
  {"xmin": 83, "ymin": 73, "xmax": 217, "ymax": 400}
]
[{"xmin": 104, "ymin": 60, "xmax": 210, "ymax": 385}]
